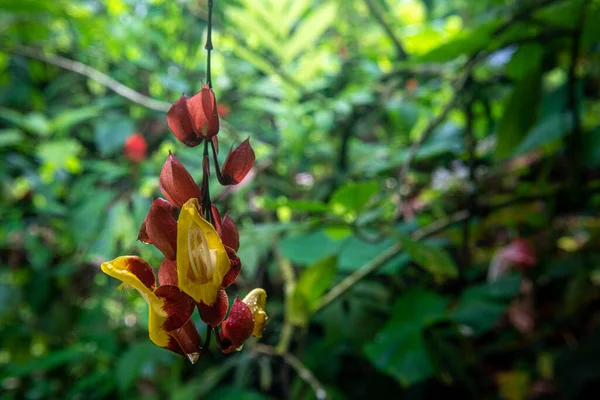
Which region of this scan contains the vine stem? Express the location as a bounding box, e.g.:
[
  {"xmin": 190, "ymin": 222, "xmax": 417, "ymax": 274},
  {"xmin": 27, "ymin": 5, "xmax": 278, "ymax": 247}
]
[
  {"xmin": 205, "ymin": 0, "xmax": 214, "ymax": 88},
  {"xmin": 252, "ymin": 344, "xmax": 327, "ymax": 400}
]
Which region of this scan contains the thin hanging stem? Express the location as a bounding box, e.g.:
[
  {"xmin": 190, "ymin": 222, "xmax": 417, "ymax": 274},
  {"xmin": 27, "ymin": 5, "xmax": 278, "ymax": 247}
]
[
  {"xmin": 203, "ymin": 324, "xmax": 212, "ymax": 351},
  {"xmin": 209, "ymin": 138, "xmax": 227, "ymax": 184},
  {"xmin": 202, "ymin": 139, "xmax": 213, "ymax": 222},
  {"xmin": 205, "ymin": 0, "xmax": 214, "ymax": 88}
]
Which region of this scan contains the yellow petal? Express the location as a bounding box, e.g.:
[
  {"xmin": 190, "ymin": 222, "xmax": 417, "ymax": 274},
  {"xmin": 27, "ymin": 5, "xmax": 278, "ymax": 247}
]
[
  {"xmin": 243, "ymin": 288, "xmax": 268, "ymax": 338},
  {"xmin": 101, "ymin": 256, "xmax": 169, "ymax": 348},
  {"xmin": 176, "ymin": 198, "xmax": 230, "ymax": 304}
]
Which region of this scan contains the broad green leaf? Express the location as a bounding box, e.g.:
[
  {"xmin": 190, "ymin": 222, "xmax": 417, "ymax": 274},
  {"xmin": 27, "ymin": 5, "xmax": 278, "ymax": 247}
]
[
  {"xmin": 506, "ymin": 44, "xmax": 544, "ymax": 80},
  {"xmin": 0, "ymin": 129, "xmax": 24, "ymax": 147},
  {"xmin": 513, "ymin": 113, "xmax": 572, "ymax": 156},
  {"xmin": 284, "ymin": 2, "xmax": 336, "ymax": 63},
  {"xmin": 496, "ymin": 69, "xmax": 543, "ymax": 159},
  {"xmin": 418, "ymin": 22, "xmax": 496, "ymax": 62},
  {"xmin": 338, "ymin": 235, "xmax": 409, "ymax": 273},
  {"xmin": 329, "ymin": 180, "xmax": 379, "ymax": 216},
  {"xmin": 115, "ymin": 342, "xmax": 168, "ymax": 392},
  {"xmin": 398, "ymin": 234, "xmax": 458, "ymax": 281},
  {"xmin": 280, "ymin": 230, "xmax": 344, "ymax": 265},
  {"xmin": 582, "ymin": 126, "xmax": 600, "ymax": 167},
  {"xmin": 50, "ymin": 105, "xmax": 103, "ymax": 134},
  {"xmin": 364, "ymin": 289, "xmax": 449, "ymax": 386},
  {"xmin": 1, "ymin": 345, "xmax": 87, "ymax": 379},
  {"xmin": 452, "ymin": 274, "xmax": 521, "ymax": 336},
  {"xmin": 0, "ymin": 108, "xmax": 51, "ymax": 136},
  {"xmin": 94, "ymin": 113, "xmax": 134, "ymax": 155},
  {"xmin": 289, "ymin": 256, "xmax": 338, "ymax": 326}
]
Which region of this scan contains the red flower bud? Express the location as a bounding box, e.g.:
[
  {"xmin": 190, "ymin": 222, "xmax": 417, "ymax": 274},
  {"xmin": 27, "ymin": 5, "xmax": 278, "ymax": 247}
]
[
  {"xmin": 502, "ymin": 239, "xmax": 536, "ymax": 269},
  {"xmin": 221, "ymin": 215, "xmax": 240, "ymax": 252},
  {"xmin": 138, "ymin": 198, "xmax": 178, "ymax": 260},
  {"xmin": 220, "ymin": 297, "xmax": 254, "ymax": 353},
  {"xmin": 210, "ymin": 206, "xmax": 240, "ymax": 252},
  {"xmin": 198, "ymin": 290, "xmax": 228, "ymax": 327},
  {"xmin": 186, "ymin": 84, "xmax": 219, "ymax": 138},
  {"xmin": 167, "ymin": 96, "xmax": 203, "ymax": 147},
  {"xmin": 124, "ymin": 133, "xmax": 147, "ymax": 163},
  {"xmin": 159, "ymin": 153, "xmax": 201, "ymax": 209},
  {"xmin": 220, "ymin": 138, "xmax": 255, "ymax": 185},
  {"xmin": 158, "ymin": 258, "xmax": 178, "ymax": 286},
  {"xmin": 221, "ymin": 246, "xmax": 241, "ymax": 288}
]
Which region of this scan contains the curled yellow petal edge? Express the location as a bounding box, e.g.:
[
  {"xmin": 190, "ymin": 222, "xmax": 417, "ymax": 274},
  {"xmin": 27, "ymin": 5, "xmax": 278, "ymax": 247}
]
[
  {"xmin": 243, "ymin": 288, "xmax": 268, "ymax": 338},
  {"xmin": 101, "ymin": 256, "xmax": 169, "ymax": 348},
  {"xmin": 176, "ymin": 198, "xmax": 230, "ymax": 305}
]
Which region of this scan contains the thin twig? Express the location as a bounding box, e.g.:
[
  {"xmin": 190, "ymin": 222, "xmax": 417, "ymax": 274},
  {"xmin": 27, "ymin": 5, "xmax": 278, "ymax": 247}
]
[
  {"xmin": 253, "ymin": 344, "xmax": 327, "ymax": 400},
  {"xmin": 363, "ymin": 0, "xmax": 407, "ymax": 60},
  {"xmin": 11, "ymin": 46, "xmax": 171, "ymax": 112},
  {"xmin": 315, "ymin": 210, "xmax": 470, "ymax": 312}
]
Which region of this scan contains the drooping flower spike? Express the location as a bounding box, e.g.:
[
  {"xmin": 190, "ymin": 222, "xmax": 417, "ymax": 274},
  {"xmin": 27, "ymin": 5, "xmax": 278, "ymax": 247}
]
[
  {"xmin": 101, "ymin": 256, "xmax": 201, "ymax": 363},
  {"xmin": 101, "ymin": 5, "xmax": 267, "ymax": 361}
]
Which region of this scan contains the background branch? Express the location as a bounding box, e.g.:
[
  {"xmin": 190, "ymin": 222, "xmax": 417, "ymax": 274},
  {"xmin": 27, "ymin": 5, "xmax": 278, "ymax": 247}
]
[
  {"xmin": 253, "ymin": 344, "xmax": 327, "ymax": 400},
  {"xmin": 11, "ymin": 46, "xmax": 172, "ymax": 112}
]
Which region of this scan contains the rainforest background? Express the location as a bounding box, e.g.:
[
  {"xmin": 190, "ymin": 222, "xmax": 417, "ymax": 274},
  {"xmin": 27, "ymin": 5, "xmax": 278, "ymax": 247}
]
[{"xmin": 2, "ymin": 0, "xmax": 600, "ymax": 399}]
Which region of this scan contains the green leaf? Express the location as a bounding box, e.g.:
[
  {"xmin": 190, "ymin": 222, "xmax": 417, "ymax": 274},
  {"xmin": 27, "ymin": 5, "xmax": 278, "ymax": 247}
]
[
  {"xmin": 495, "ymin": 69, "xmax": 543, "ymax": 159},
  {"xmin": 289, "ymin": 256, "xmax": 338, "ymax": 326},
  {"xmin": 1, "ymin": 345, "xmax": 86, "ymax": 379},
  {"xmin": 280, "ymin": 230, "xmax": 344, "ymax": 265},
  {"xmin": 452, "ymin": 275, "xmax": 521, "ymax": 336},
  {"xmin": 0, "ymin": 129, "xmax": 24, "ymax": 147},
  {"xmin": 50, "ymin": 105, "xmax": 103, "ymax": 134},
  {"xmin": 115, "ymin": 342, "xmax": 165, "ymax": 392},
  {"xmin": 338, "ymin": 235, "xmax": 409, "ymax": 274},
  {"xmin": 0, "ymin": 107, "xmax": 51, "ymax": 136},
  {"xmin": 582, "ymin": 126, "xmax": 600, "ymax": 167},
  {"xmin": 94, "ymin": 113, "xmax": 134, "ymax": 155},
  {"xmin": 284, "ymin": 1, "xmax": 337, "ymax": 63},
  {"xmin": 398, "ymin": 234, "xmax": 458, "ymax": 281},
  {"xmin": 506, "ymin": 44, "xmax": 544, "ymax": 80},
  {"xmin": 228, "ymin": 7, "xmax": 282, "ymax": 57},
  {"xmin": 513, "ymin": 113, "xmax": 572, "ymax": 155},
  {"xmin": 418, "ymin": 22, "xmax": 496, "ymax": 62},
  {"xmin": 329, "ymin": 180, "xmax": 379, "ymax": 216},
  {"xmin": 364, "ymin": 289, "xmax": 449, "ymax": 386}
]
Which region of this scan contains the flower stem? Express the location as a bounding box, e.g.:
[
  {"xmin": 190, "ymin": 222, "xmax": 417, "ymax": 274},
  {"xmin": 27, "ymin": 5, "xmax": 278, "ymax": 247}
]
[
  {"xmin": 205, "ymin": 0, "xmax": 214, "ymax": 88},
  {"xmin": 202, "ymin": 139, "xmax": 213, "ymax": 222}
]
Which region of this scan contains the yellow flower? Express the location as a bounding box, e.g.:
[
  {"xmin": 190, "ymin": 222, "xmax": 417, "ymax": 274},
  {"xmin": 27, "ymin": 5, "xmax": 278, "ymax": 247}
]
[
  {"xmin": 176, "ymin": 198, "xmax": 230, "ymax": 305},
  {"xmin": 243, "ymin": 288, "xmax": 268, "ymax": 338},
  {"xmin": 101, "ymin": 256, "xmax": 201, "ymax": 363}
]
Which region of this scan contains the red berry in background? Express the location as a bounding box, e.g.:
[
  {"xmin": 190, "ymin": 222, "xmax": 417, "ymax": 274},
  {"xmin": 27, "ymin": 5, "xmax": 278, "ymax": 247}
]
[
  {"xmin": 217, "ymin": 103, "xmax": 231, "ymax": 118},
  {"xmin": 124, "ymin": 133, "xmax": 147, "ymax": 163},
  {"xmin": 405, "ymin": 78, "xmax": 418, "ymax": 92}
]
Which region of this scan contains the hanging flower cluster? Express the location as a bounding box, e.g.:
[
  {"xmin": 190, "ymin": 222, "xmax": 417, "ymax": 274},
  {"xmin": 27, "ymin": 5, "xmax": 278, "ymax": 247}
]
[{"xmin": 101, "ymin": 82, "xmax": 266, "ymax": 363}]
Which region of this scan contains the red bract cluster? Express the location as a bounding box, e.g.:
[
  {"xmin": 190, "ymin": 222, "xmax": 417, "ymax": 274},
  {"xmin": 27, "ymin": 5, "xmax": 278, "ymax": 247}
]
[{"xmin": 101, "ymin": 83, "xmax": 265, "ymax": 363}]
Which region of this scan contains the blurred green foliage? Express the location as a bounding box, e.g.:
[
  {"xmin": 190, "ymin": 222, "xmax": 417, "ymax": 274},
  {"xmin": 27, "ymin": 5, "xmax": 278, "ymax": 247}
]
[{"xmin": 1, "ymin": 0, "xmax": 600, "ymax": 399}]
